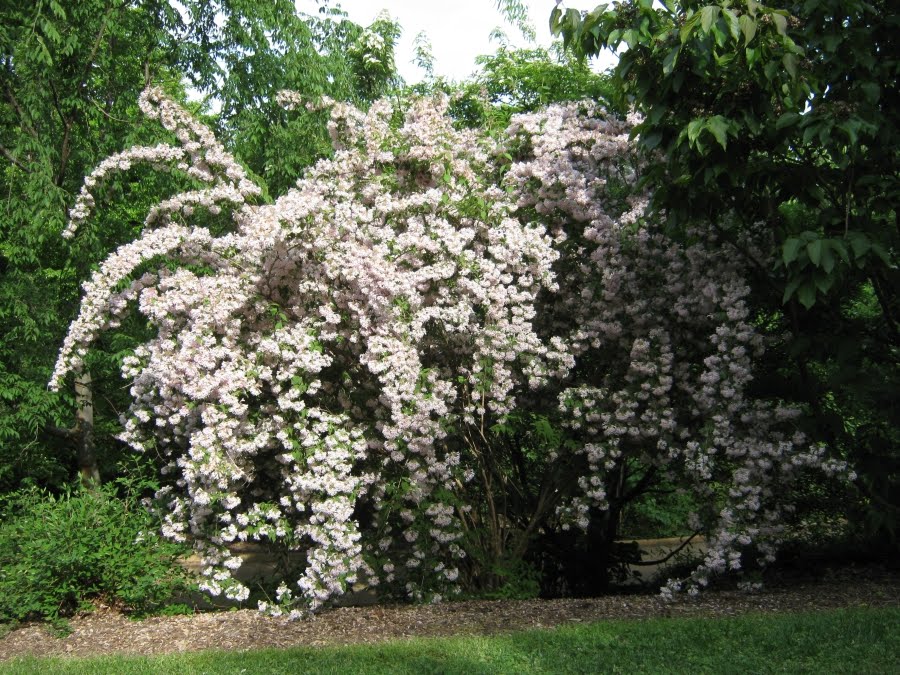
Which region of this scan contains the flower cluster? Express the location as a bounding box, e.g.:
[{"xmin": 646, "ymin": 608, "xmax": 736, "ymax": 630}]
[{"xmin": 54, "ymin": 91, "xmax": 851, "ymax": 611}]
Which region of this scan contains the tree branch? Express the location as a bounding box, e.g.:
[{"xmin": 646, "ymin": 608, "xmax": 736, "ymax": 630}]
[
  {"xmin": 870, "ymin": 271, "xmax": 900, "ymax": 345},
  {"xmin": 2, "ymin": 81, "xmax": 40, "ymax": 140},
  {"xmin": 629, "ymin": 531, "xmax": 703, "ymax": 566},
  {"xmin": 46, "ymin": 424, "xmax": 76, "ymax": 439},
  {"xmin": 56, "ymin": 3, "xmax": 116, "ymax": 186},
  {"xmin": 0, "ymin": 143, "xmax": 29, "ymax": 172},
  {"xmin": 81, "ymin": 4, "xmax": 115, "ymax": 88},
  {"xmin": 619, "ymin": 465, "xmax": 658, "ymax": 506}
]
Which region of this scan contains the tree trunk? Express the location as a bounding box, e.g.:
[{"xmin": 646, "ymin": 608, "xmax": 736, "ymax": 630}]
[{"xmin": 75, "ymin": 369, "xmax": 100, "ymax": 486}]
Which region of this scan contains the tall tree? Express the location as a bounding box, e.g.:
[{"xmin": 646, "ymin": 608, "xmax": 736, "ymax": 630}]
[
  {"xmin": 0, "ymin": 0, "xmax": 400, "ymax": 490},
  {"xmin": 552, "ymin": 0, "xmax": 899, "ymax": 540},
  {"xmin": 187, "ymin": 2, "xmax": 402, "ymax": 195},
  {"xmin": 0, "ymin": 0, "xmax": 182, "ymax": 488}
]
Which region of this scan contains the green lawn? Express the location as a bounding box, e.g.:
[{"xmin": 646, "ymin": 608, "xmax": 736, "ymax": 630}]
[{"xmin": 2, "ymin": 606, "xmax": 897, "ymax": 674}]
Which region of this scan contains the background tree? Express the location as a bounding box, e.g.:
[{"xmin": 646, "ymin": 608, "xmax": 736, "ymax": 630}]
[
  {"xmin": 0, "ymin": 0, "xmax": 400, "ymax": 492},
  {"xmin": 0, "ymin": 0, "xmax": 185, "ymax": 489},
  {"xmin": 198, "ymin": 2, "xmax": 402, "ymax": 195},
  {"xmin": 467, "ymin": 45, "xmax": 618, "ymax": 128},
  {"xmin": 551, "ymin": 0, "xmax": 899, "ymax": 545}
]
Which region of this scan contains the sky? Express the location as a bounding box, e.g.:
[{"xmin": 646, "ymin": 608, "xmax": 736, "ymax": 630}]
[{"xmin": 300, "ymin": 1, "xmax": 617, "ymax": 83}]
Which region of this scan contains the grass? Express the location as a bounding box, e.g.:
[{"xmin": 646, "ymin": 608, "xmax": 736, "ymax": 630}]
[{"xmin": 1, "ymin": 606, "xmax": 897, "ymax": 674}]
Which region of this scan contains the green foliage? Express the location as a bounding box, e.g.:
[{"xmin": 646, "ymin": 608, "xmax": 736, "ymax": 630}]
[
  {"xmin": 411, "ymin": 31, "xmax": 436, "ymax": 81},
  {"xmin": 0, "ymin": 479, "xmax": 191, "ymax": 626},
  {"xmin": 443, "ymin": 46, "xmax": 617, "ymax": 133},
  {"xmin": 493, "ymin": 0, "xmax": 538, "ymax": 44},
  {"xmin": 462, "ymin": 552, "xmax": 543, "ymax": 601},
  {"xmin": 345, "ymin": 12, "xmax": 402, "ymax": 101},
  {"xmin": 480, "ymin": 45, "xmax": 617, "ymax": 114},
  {"xmin": 0, "ymin": 0, "xmax": 401, "ymax": 493},
  {"xmin": 551, "ymin": 0, "xmax": 897, "ymax": 307},
  {"xmin": 208, "ymin": 4, "xmax": 402, "ymax": 195},
  {"xmin": 0, "ymin": 0, "xmax": 191, "ymax": 491},
  {"xmin": 552, "ymin": 0, "xmax": 899, "ymax": 546},
  {"xmin": 482, "ymin": 559, "xmax": 542, "ymax": 601},
  {"xmin": 619, "ymin": 485, "xmax": 698, "ymax": 539}
]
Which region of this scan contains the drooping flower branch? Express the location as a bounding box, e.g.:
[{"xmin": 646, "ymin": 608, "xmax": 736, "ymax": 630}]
[{"xmin": 64, "ymin": 87, "xmax": 260, "ymax": 240}]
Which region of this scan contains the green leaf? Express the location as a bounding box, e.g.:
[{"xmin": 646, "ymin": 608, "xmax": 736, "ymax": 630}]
[
  {"xmin": 549, "ymin": 6, "xmax": 563, "ymax": 33},
  {"xmin": 40, "ymin": 18, "xmax": 62, "ymax": 44},
  {"xmin": 806, "ymin": 239, "xmax": 823, "ymax": 266},
  {"xmin": 814, "ymin": 271, "xmax": 834, "ymax": 294},
  {"xmin": 648, "ymin": 104, "xmax": 667, "ymax": 125},
  {"xmin": 782, "ymin": 53, "xmax": 798, "ymax": 79},
  {"xmin": 782, "ymin": 277, "xmax": 802, "ymax": 303},
  {"xmin": 565, "ymin": 8, "xmax": 581, "ymax": 35},
  {"xmin": 687, "ymin": 118, "xmax": 705, "ymax": 143},
  {"xmin": 838, "ymin": 121, "xmax": 859, "ymax": 146},
  {"xmin": 713, "ymin": 49, "xmax": 735, "ymax": 66},
  {"xmin": 870, "ymin": 243, "xmax": 893, "ymax": 266},
  {"xmin": 680, "ymin": 12, "xmax": 702, "ymax": 43},
  {"xmin": 623, "ymin": 29, "xmax": 640, "ymax": 48},
  {"xmin": 585, "ymin": 3, "xmax": 609, "ymax": 26},
  {"xmin": 49, "ymin": 0, "xmax": 66, "ymax": 19},
  {"xmin": 722, "ymin": 8, "xmax": 740, "ymax": 41},
  {"xmin": 797, "ymin": 281, "xmax": 817, "ymax": 309},
  {"xmin": 859, "ymin": 82, "xmax": 881, "ymax": 104},
  {"xmin": 820, "ymin": 246, "xmax": 835, "ymax": 274},
  {"xmin": 700, "ymin": 6, "xmax": 719, "ymax": 33},
  {"xmin": 776, "ymin": 112, "xmax": 800, "ymax": 130},
  {"xmin": 771, "ymin": 12, "xmax": 788, "ymax": 36},
  {"xmin": 802, "ymin": 124, "xmax": 820, "ymax": 144},
  {"xmin": 745, "ymin": 46, "xmax": 758, "ymax": 67},
  {"xmin": 738, "ymin": 15, "xmax": 756, "ymax": 45},
  {"xmin": 782, "ymin": 237, "xmax": 802, "ymax": 264},
  {"xmin": 847, "ymin": 232, "xmax": 871, "ymax": 259},
  {"xmin": 830, "ymin": 240, "xmax": 850, "ymax": 264},
  {"xmin": 705, "ymin": 115, "xmax": 729, "ymax": 149},
  {"xmin": 641, "ymin": 131, "xmax": 663, "ymax": 150},
  {"xmin": 662, "ymin": 45, "xmax": 680, "ymax": 75}
]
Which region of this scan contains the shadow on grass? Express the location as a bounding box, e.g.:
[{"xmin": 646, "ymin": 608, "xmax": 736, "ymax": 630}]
[{"xmin": 2, "ymin": 607, "xmax": 898, "ymax": 674}]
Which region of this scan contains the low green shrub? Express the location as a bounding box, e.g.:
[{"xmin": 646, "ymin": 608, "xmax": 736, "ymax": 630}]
[
  {"xmin": 618, "ymin": 484, "xmax": 699, "ymax": 540},
  {"xmin": 479, "ymin": 556, "xmax": 543, "ymax": 601},
  {"xmin": 0, "ymin": 480, "xmax": 191, "ymax": 625}
]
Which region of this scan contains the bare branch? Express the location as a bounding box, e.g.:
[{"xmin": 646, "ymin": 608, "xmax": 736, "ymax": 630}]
[{"xmin": 630, "ymin": 532, "xmax": 703, "ymax": 567}]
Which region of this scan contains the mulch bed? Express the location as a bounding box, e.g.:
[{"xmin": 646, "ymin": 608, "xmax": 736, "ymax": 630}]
[{"xmin": 1, "ymin": 565, "xmax": 896, "ymax": 661}]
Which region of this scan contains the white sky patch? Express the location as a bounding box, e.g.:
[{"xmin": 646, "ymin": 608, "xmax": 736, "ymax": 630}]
[{"xmin": 300, "ymin": 1, "xmax": 617, "ymax": 83}]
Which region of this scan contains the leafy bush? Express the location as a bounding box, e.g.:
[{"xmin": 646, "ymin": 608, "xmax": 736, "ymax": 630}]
[
  {"xmin": 619, "ymin": 484, "xmax": 699, "ymax": 540},
  {"xmin": 0, "ymin": 480, "xmax": 191, "ymax": 625}
]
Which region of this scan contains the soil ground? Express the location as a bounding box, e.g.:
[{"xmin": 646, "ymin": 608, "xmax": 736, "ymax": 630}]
[{"xmin": 0, "ymin": 564, "xmax": 896, "ymax": 661}]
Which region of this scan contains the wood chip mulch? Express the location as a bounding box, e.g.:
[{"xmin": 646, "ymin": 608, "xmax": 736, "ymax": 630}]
[{"xmin": 1, "ymin": 567, "xmax": 896, "ymax": 661}]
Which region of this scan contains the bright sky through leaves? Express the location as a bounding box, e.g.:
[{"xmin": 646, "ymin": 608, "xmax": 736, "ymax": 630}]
[{"xmin": 310, "ymin": 1, "xmax": 616, "ymax": 82}]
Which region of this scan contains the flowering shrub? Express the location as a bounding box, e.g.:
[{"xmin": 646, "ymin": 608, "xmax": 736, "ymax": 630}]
[
  {"xmin": 53, "ymin": 88, "xmax": 851, "ymax": 613},
  {"xmin": 502, "ymin": 102, "xmax": 852, "ymax": 595}
]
